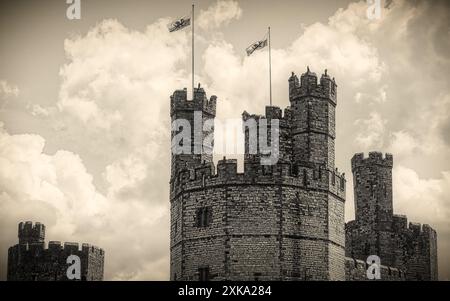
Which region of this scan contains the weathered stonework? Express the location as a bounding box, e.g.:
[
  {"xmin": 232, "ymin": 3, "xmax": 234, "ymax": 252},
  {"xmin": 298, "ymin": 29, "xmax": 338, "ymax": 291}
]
[
  {"xmin": 345, "ymin": 153, "xmax": 438, "ymax": 281},
  {"xmin": 170, "ymin": 69, "xmax": 347, "ymax": 280},
  {"xmin": 7, "ymin": 221, "xmax": 105, "ymax": 281},
  {"xmin": 169, "ymin": 68, "xmax": 439, "ymax": 281},
  {"xmin": 345, "ymin": 258, "xmax": 405, "ymax": 281}
]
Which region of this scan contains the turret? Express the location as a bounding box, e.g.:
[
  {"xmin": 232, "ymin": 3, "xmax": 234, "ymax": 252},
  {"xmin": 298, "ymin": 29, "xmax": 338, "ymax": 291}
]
[
  {"xmin": 351, "ymin": 152, "xmax": 394, "ymax": 230},
  {"xmin": 170, "ymin": 84, "xmax": 217, "ymax": 181},
  {"xmin": 289, "ymin": 67, "xmax": 337, "ymax": 170},
  {"xmin": 18, "ymin": 221, "xmax": 45, "ymax": 245}
]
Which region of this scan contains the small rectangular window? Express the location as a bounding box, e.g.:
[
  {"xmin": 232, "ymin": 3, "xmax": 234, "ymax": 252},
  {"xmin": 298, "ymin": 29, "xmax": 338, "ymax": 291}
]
[
  {"xmin": 198, "ymin": 267, "xmax": 209, "ymax": 281},
  {"xmin": 196, "ymin": 207, "xmax": 212, "ymax": 227},
  {"xmin": 292, "ymin": 165, "xmax": 299, "ymax": 176}
]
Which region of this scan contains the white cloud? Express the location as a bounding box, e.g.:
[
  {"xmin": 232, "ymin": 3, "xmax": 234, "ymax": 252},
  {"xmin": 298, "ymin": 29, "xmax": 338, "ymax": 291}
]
[
  {"xmin": 198, "ymin": 0, "xmax": 242, "ymax": 30},
  {"xmin": 355, "ymin": 85, "xmax": 388, "ymax": 103},
  {"xmin": 354, "ymin": 112, "xmax": 386, "ymax": 150},
  {"xmin": 0, "ymin": 80, "xmax": 19, "ymax": 110},
  {"xmin": 0, "ymin": 18, "xmax": 182, "ymax": 281},
  {"xmin": 200, "ymin": 17, "xmax": 385, "ymax": 121},
  {"xmin": 0, "ymin": 122, "xmax": 108, "ymax": 248},
  {"xmin": 0, "ymin": 80, "xmax": 19, "ymax": 98},
  {"xmin": 388, "ymin": 131, "xmax": 418, "ymax": 157},
  {"xmin": 28, "ymin": 104, "xmax": 51, "ymax": 117},
  {"xmin": 394, "ymin": 166, "xmax": 450, "ymax": 222},
  {"xmin": 0, "ymin": 122, "xmax": 169, "ymax": 280},
  {"xmin": 58, "ymin": 18, "xmax": 188, "ymax": 131},
  {"xmin": 393, "ymin": 165, "xmax": 450, "ymax": 279},
  {"xmin": 53, "ymin": 18, "xmax": 184, "ymax": 280}
]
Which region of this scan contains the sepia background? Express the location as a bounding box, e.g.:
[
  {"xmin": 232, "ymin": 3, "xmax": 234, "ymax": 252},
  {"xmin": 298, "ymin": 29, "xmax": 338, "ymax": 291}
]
[{"xmin": 0, "ymin": 0, "xmax": 449, "ymax": 280}]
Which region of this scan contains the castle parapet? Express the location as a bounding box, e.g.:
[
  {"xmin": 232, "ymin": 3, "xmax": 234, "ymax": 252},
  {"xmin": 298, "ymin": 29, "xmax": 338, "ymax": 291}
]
[
  {"xmin": 82, "ymin": 243, "xmax": 105, "ymax": 256},
  {"xmin": 64, "ymin": 242, "xmax": 80, "ymax": 253},
  {"xmin": 345, "ymin": 257, "xmax": 405, "ymax": 281},
  {"xmin": 265, "ymin": 106, "xmax": 282, "ymax": 119},
  {"xmin": 393, "ymin": 214, "xmax": 408, "ymax": 231},
  {"xmin": 289, "ymin": 68, "xmax": 337, "ymax": 104},
  {"xmin": 18, "ymin": 221, "xmax": 45, "ymax": 244},
  {"xmin": 194, "ymin": 162, "xmax": 214, "ymax": 180},
  {"xmin": 170, "ymin": 87, "xmax": 217, "ymax": 117},
  {"xmin": 217, "ymin": 158, "xmax": 238, "ymax": 178},
  {"xmin": 407, "ymin": 222, "xmax": 437, "ymax": 237},
  {"xmin": 351, "ymin": 152, "xmax": 393, "ymax": 171},
  {"xmin": 8, "ymin": 222, "xmax": 105, "ymax": 281},
  {"xmin": 171, "ymin": 160, "xmax": 346, "ymax": 201}
]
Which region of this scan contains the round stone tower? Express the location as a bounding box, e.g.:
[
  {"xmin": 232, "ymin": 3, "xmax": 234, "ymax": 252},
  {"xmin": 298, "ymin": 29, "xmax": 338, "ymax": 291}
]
[{"xmin": 170, "ymin": 69, "xmax": 346, "ymax": 281}]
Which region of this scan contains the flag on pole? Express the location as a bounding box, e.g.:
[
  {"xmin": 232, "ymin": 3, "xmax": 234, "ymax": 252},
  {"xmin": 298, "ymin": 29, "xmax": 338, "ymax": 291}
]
[
  {"xmin": 246, "ymin": 38, "xmax": 268, "ymax": 56},
  {"xmin": 168, "ymin": 6, "xmax": 195, "ymax": 100},
  {"xmin": 168, "ymin": 16, "xmax": 191, "ymax": 32},
  {"xmin": 246, "ymin": 28, "xmax": 273, "ymax": 106}
]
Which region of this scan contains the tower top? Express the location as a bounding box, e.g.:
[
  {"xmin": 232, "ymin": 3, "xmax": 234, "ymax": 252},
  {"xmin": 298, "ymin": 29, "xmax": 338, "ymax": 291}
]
[
  {"xmin": 288, "ymin": 67, "xmax": 337, "ymax": 104},
  {"xmin": 351, "ymin": 152, "xmax": 393, "ymax": 172},
  {"xmin": 170, "ymin": 85, "xmax": 217, "ymax": 117},
  {"xmin": 18, "ymin": 221, "xmax": 45, "ymax": 245}
]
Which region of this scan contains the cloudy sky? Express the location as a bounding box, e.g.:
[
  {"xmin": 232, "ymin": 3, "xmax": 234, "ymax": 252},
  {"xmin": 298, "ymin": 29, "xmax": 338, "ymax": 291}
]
[{"xmin": 0, "ymin": 0, "xmax": 449, "ymax": 280}]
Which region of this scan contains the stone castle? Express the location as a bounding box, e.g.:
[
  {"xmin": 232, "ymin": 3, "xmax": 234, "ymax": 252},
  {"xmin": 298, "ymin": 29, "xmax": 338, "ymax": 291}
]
[
  {"xmin": 346, "ymin": 153, "xmax": 438, "ymax": 280},
  {"xmin": 7, "ymin": 221, "xmax": 104, "ymax": 281},
  {"xmin": 169, "ymin": 68, "xmax": 438, "ymax": 281}
]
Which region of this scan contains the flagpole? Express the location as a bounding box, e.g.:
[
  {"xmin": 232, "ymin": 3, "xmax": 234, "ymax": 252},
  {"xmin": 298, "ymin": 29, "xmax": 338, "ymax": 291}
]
[
  {"xmin": 192, "ymin": 4, "xmax": 195, "ymax": 100},
  {"xmin": 268, "ymin": 26, "xmax": 272, "ymax": 107}
]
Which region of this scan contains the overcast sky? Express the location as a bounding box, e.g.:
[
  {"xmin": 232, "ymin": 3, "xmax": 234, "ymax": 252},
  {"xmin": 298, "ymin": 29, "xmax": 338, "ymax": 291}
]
[{"xmin": 0, "ymin": 0, "xmax": 449, "ymax": 280}]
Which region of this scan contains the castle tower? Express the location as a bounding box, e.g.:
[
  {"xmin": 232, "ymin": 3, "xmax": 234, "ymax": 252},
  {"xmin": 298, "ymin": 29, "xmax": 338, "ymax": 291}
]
[
  {"xmin": 8, "ymin": 221, "xmax": 105, "ymax": 281},
  {"xmin": 170, "ymin": 71, "xmax": 346, "ymax": 281},
  {"xmin": 18, "ymin": 221, "xmax": 45, "ymax": 245},
  {"xmin": 345, "ymin": 153, "xmax": 438, "ymax": 280},
  {"xmin": 351, "ymin": 152, "xmax": 394, "ymax": 231},
  {"xmin": 289, "ymin": 68, "xmax": 337, "ymax": 170},
  {"xmin": 346, "ymin": 152, "xmax": 394, "ymax": 266},
  {"xmin": 170, "ymin": 85, "xmax": 217, "ymax": 180}
]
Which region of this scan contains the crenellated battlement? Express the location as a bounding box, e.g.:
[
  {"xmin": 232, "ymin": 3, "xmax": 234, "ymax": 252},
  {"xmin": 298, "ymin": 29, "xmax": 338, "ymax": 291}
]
[
  {"xmin": 11, "ymin": 240, "xmax": 105, "ymax": 256},
  {"xmin": 352, "ymin": 214, "xmax": 437, "ymax": 238},
  {"xmin": 170, "ymin": 69, "xmax": 346, "ymax": 281},
  {"xmin": 289, "ymin": 67, "xmax": 337, "ymax": 105},
  {"xmin": 8, "ymin": 222, "xmax": 105, "ymax": 281},
  {"xmin": 242, "ymin": 106, "xmax": 291, "ymax": 126},
  {"xmin": 170, "ymin": 158, "xmax": 346, "ymax": 200},
  {"xmin": 345, "ymin": 257, "xmax": 405, "ymax": 281},
  {"xmin": 392, "ymin": 214, "xmax": 408, "ymax": 230},
  {"xmin": 351, "ymin": 152, "xmax": 393, "ymax": 171},
  {"xmin": 407, "ymin": 222, "xmax": 437, "ymax": 237},
  {"xmin": 18, "ymin": 221, "xmax": 45, "ymax": 245},
  {"xmin": 170, "ymin": 86, "xmax": 217, "ymax": 117}
]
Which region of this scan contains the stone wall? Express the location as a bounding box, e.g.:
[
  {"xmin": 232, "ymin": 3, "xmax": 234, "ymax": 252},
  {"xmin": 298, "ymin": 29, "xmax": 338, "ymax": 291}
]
[
  {"xmin": 7, "ymin": 222, "xmax": 104, "ymax": 281},
  {"xmin": 345, "ymin": 257, "xmax": 405, "ymax": 281},
  {"xmin": 346, "ymin": 153, "xmax": 438, "ymax": 281},
  {"xmin": 170, "ymin": 68, "xmax": 347, "ymax": 281}
]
